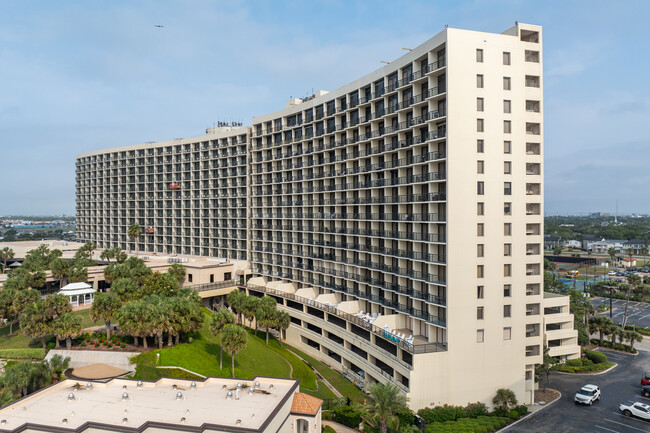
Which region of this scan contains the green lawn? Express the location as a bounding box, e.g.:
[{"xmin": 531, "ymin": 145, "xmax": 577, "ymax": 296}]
[
  {"xmin": 286, "ymin": 346, "xmax": 366, "ymax": 403},
  {"xmin": 0, "ymin": 309, "xmax": 96, "ymax": 350}
]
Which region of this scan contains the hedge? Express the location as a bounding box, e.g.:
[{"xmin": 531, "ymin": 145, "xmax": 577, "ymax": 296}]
[
  {"xmin": 584, "ymin": 349, "xmax": 607, "ymax": 364},
  {"xmin": 553, "ymin": 360, "xmax": 615, "ymax": 373},
  {"xmin": 330, "ymin": 406, "xmax": 361, "ymax": 428},
  {"xmin": 425, "ymin": 416, "xmax": 509, "ymax": 433},
  {"xmin": 589, "ymin": 339, "xmax": 637, "ymax": 353},
  {"xmin": 0, "ymin": 348, "xmax": 46, "ymax": 360},
  {"xmin": 625, "ymin": 324, "xmax": 650, "ymax": 336},
  {"xmin": 322, "ymin": 426, "xmax": 336, "ymax": 433}
]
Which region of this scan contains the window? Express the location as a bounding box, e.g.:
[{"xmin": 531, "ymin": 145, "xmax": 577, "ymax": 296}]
[
  {"xmin": 504, "ymin": 100, "xmax": 511, "ymax": 113},
  {"xmin": 504, "ymin": 161, "xmax": 511, "ymax": 174},
  {"xmin": 504, "ymin": 243, "xmax": 512, "ymax": 256},
  {"xmin": 503, "ymin": 77, "xmax": 511, "ymax": 90},
  {"xmin": 477, "ymin": 202, "xmax": 484, "ymax": 215},
  {"xmin": 504, "ymin": 141, "xmax": 512, "ymax": 154},
  {"xmin": 477, "ymin": 74, "xmax": 484, "ymax": 88},
  {"xmin": 477, "ymin": 329, "xmax": 484, "ymax": 343},
  {"xmin": 504, "ymin": 223, "xmax": 512, "ymax": 236},
  {"xmin": 476, "ymin": 48, "xmax": 483, "ymax": 62},
  {"xmin": 477, "ymin": 265, "xmax": 484, "ymax": 278},
  {"xmin": 525, "ymin": 50, "xmax": 540, "ymax": 63},
  {"xmin": 477, "ymin": 139, "xmax": 484, "ymax": 153},
  {"xmin": 477, "ymin": 307, "xmax": 484, "ymax": 320},
  {"xmin": 478, "ymin": 223, "xmax": 484, "ymax": 236},
  {"xmin": 210, "ymin": 274, "xmax": 214, "ymax": 283},
  {"xmin": 504, "ymin": 264, "xmax": 511, "ymax": 277},
  {"xmin": 477, "ymin": 244, "xmax": 484, "ymax": 257},
  {"xmin": 504, "ymin": 120, "xmax": 511, "ymax": 134},
  {"xmin": 224, "ymin": 272, "xmax": 232, "ymax": 280},
  {"xmin": 188, "ymin": 274, "xmax": 193, "ymax": 283},
  {"xmin": 477, "ymin": 286, "xmax": 484, "ymax": 299},
  {"xmin": 477, "ymin": 181, "xmax": 484, "ymax": 195},
  {"xmin": 504, "ymin": 285, "xmax": 512, "ymax": 297},
  {"xmin": 503, "ymin": 327, "xmax": 512, "ymax": 340},
  {"xmin": 477, "ymin": 97, "xmax": 484, "ymax": 112},
  {"xmin": 504, "ymin": 202, "xmax": 512, "ymax": 216},
  {"xmin": 504, "ymin": 182, "xmax": 512, "ymax": 195},
  {"xmin": 503, "ymin": 51, "xmax": 511, "ymax": 65},
  {"xmin": 504, "ymin": 305, "xmax": 512, "ymax": 318},
  {"xmin": 477, "ymin": 160, "xmax": 484, "ymax": 174},
  {"xmin": 477, "ymin": 118, "xmax": 484, "ymax": 132}
]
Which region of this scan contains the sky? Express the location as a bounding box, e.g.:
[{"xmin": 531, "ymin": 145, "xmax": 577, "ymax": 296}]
[{"xmin": 0, "ymin": 0, "xmax": 649, "ymax": 216}]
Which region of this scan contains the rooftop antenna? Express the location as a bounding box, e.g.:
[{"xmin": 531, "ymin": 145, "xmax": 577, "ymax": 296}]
[
  {"xmin": 380, "ymin": 60, "xmax": 391, "ymax": 64},
  {"xmin": 615, "ymin": 199, "xmax": 618, "ymax": 224},
  {"xmin": 402, "ymin": 48, "xmax": 413, "ymax": 52}
]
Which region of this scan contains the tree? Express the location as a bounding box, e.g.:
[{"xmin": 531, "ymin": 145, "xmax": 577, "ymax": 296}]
[
  {"xmin": 22, "ymin": 245, "xmax": 61, "ymax": 271},
  {"xmin": 0, "ymin": 288, "xmax": 16, "ymax": 329},
  {"xmin": 53, "ymin": 312, "xmax": 82, "ymax": 349},
  {"xmin": 0, "ymin": 246, "xmax": 15, "ymax": 272},
  {"xmin": 45, "ymin": 354, "xmax": 71, "ymax": 382},
  {"xmin": 634, "ymin": 284, "xmax": 650, "ymax": 303},
  {"xmin": 139, "ymin": 272, "xmax": 178, "ymax": 298},
  {"xmin": 626, "ymin": 248, "xmax": 635, "ymax": 266},
  {"xmin": 148, "ymin": 296, "xmax": 172, "ymax": 350},
  {"xmin": 20, "ymin": 301, "xmax": 50, "ymax": 349},
  {"xmin": 50, "ymin": 258, "xmax": 70, "ymax": 289},
  {"xmin": 492, "ymin": 388, "xmax": 517, "ymax": 413},
  {"xmin": 275, "ymin": 310, "xmax": 290, "ymax": 346},
  {"xmin": 362, "ymin": 382, "xmax": 409, "ymax": 433},
  {"xmin": 227, "ymin": 290, "xmax": 246, "ymax": 324},
  {"xmin": 242, "ymin": 295, "xmax": 260, "ymax": 329},
  {"xmin": 256, "ymin": 297, "xmax": 278, "ymax": 344},
  {"xmin": 552, "ymin": 246, "xmax": 563, "ymax": 256},
  {"xmin": 608, "ymin": 247, "xmax": 618, "ymax": 267},
  {"xmin": 167, "ymin": 264, "xmax": 187, "ymax": 287},
  {"xmin": 589, "ymin": 316, "xmax": 612, "ymax": 346},
  {"xmin": 535, "ymin": 347, "xmax": 557, "ymax": 392},
  {"xmin": 111, "ymin": 278, "xmax": 139, "ymax": 303},
  {"xmin": 625, "ymin": 330, "xmax": 643, "ymax": 350},
  {"xmin": 606, "ymin": 323, "xmax": 619, "ymax": 345},
  {"xmin": 210, "ymin": 309, "xmax": 235, "ymax": 369},
  {"xmin": 113, "ymin": 248, "xmax": 128, "ymax": 263},
  {"xmin": 90, "ymin": 292, "xmax": 122, "ymax": 339},
  {"xmin": 100, "ymin": 248, "xmax": 115, "ymax": 263},
  {"xmin": 641, "ymin": 246, "xmax": 649, "ymax": 268},
  {"xmin": 128, "ymin": 224, "xmax": 143, "ymax": 256},
  {"xmin": 221, "ymin": 324, "xmax": 248, "ymax": 378},
  {"xmin": 9, "ymin": 289, "xmax": 40, "ymax": 334},
  {"xmin": 622, "ymin": 274, "xmax": 642, "ymax": 328},
  {"xmin": 68, "ymin": 263, "xmax": 88, "ymax": 283},
  {"xmin": 43, "ymin": 294, "xmax": 70, "ymax": 320}
]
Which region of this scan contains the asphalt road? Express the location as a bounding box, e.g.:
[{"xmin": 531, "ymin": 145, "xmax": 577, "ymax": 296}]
[
  {"xmin": 507, "ymin": 346, "xmax": 650, "ymax": 432},
  {"xmin": 591, "ymin": 297, "xmax": 650, "ymax": 329}
]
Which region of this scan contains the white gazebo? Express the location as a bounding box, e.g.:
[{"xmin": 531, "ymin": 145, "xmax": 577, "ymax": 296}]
[{"xmin": 59, "ymin": 282, "xmax": 96, "ymax": 308}]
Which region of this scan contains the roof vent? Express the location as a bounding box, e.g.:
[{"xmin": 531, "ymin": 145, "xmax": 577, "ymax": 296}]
[
  {"xmin": 236, "ymin": 382, "xmax": 242, "ymax": 389},
  {"xmin": 123, "ymin": 409, "xmax": 128, "ymax": 415},
  {"xmin": 222, "ymin": 384, "xmax": 227, "ymax": 389},
  {"xmin": 62, "ymin": 418, "xmax": 68, "ymax": 424},
  {"xmin": 226, "ymin": 391, "xmax": 233, "ymax": 400},
  {"xmin": 67, "ymin": 393, "xmax": 75, "ymax": 401},
  {"xmin": 0, "ymin": 420, "xmax": 6, "ymax": 425},
  {"xmin": 181, "ymin": 417, "xmax": 186, "ymax": 423},
  {"xmin": 269, "ymin": 384, "xmax": 274, "ymax": 389},
  {"xmin": 190, "ymin": 382, "xmax": 197, "ymax": 389},
  {"xmin": 122, "ymin": 392, "xmax": 129, "ymax": 400},
  {"xmin": 248, "ymin": 387, "xmax": 254, "ymax": 394},
  {"xmin": 172, "ymin": 385, "xmax": 177, "ymax": 390},
  {"xmin": 137, "ymin": 380, "xmax": 143, "ymax": 388},
  {"xmin": 252, "ymin": 413, "xmax": 255, "ymax": 418},
  {"xmin": 236, "ymin": 419, "xmax": 242, "ymax": 425},
  {"xmin": 176, "ymin": 391, "xmax": 183, "ymax": 400},
  {"xmin": 123, "ymin": 418, "xmax": 128, "ymax": 424},
  {"xmin": 123, "ymin": 385, "xmax": 127, "ymax": 390},
  {"xmin": 86, "ymin": 382, "xmax": 93, "ymax": 390},
  {"xmin": 254, "ymin": 381, "xmax": 260, "ymax": 388}
]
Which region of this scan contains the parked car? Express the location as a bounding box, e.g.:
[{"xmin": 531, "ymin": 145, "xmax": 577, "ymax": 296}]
[
  {"xmin": 642, "ymin": 385, "xmax": 650, "ymax": 398},
  {"xmin": 574, "ymin": 384, "xmax": 601, "ymax": 405},
  {"xmin": 619, "ymin": 401, "xmax": 650, "ymax": 420},
  {"xmin": 642, "ymin": 373, "xmax": 650, "ymax": 386},
  {"xmin": 608, "ymin": 271, "xmax": 617, "ymax": 276}
]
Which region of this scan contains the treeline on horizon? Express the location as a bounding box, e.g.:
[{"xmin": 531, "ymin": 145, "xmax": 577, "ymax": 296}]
[{"xmin": 545, "ymin": 215, "xmax": 650, "ymax": 241}]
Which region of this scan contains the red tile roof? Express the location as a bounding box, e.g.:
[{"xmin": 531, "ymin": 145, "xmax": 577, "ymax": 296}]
[{"xmin": 291, "ymin": 392, "xmax": 323, "ymax": 416}]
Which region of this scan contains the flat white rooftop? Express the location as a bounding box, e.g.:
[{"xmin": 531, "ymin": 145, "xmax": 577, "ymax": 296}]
[{"xmin": 0, "ymin": 376, "xmax": 298, "ymax": 432}]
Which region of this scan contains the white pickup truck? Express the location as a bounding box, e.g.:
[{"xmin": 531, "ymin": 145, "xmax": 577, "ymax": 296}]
[{"xmin": 619, "ymin": 401, "xmax": 650, "ymax": 420}]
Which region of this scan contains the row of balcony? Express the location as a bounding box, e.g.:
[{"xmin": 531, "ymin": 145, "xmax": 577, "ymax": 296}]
[{"xmin": 252, "ymin": 224, "xmax": 445, "ymax": 243}]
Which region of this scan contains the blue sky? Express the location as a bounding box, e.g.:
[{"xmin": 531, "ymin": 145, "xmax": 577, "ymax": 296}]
[{"xmin": 0, "ymin": 0, "xmax": 648, "ymax": 216}]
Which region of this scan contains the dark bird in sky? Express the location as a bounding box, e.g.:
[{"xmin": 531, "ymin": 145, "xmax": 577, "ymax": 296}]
[{"xmin": 155, "ymin": 24, "xmax": 164, "ymax": 28}]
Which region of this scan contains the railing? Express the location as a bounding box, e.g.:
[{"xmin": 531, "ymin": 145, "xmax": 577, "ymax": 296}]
[
  {"xmin": 187, "ymin": 280, "xmax": 237, "ymax": 292},
  {"xmin": 245, "ymin": 283, "xmax": 446, "ymax": 354}
]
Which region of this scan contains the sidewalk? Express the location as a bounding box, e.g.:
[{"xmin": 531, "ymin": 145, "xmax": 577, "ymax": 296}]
[{"xmin": 323, "ymin": 420, "xmax": 359, "ymax": 433}]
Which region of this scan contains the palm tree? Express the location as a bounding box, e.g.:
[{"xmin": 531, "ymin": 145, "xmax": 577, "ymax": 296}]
[
  {"xmin": 605, "ymin": 323, "xmax": 619, "ymax": 345},
  {"xmin": 90, "ymin": 292, "xmax": 122, "ymax": 339},
  {"xmin": 626, "ymin": 248, "xmax": 635, "ymax": 268},
  {"xmin": 167, "ymin": 263, "xmax": 186, "ymax": 287},
  {"xmin": 128, "ymin": 224, "xmax": 142, "ymax": 256},
  {"xmin": 242, "ymin": 296, "xmax": 260, "ymax": 329},
  {"xmin": 492, "ymin": 388, "xmax": 518, "ymax": 413},
  {"xmin": 50, "ymin": 258, "xmax": 70, "ymax": 289},
  {"xmin": 53, "ymin": 312, "xmax": 82, "ymax": 349},
  {"xmin": 641, "ymin": 246, "xmax": 649, "ymax": 268},
  {"xmin": 0, "ymin": 247, "xmax": 15, "ymax": 273},
  {"xmin": 45, "ymin": 354, "xmax": 71, "ymax": 382},
  {"xmin": 210, "ymin": 309, "xmax": 235, "ymax": 369},
  {"xmin": 100, "ymin": 249, "xmax": 115, "ymax": 263},
  {"xmin": 623, "ymin": 274, "xmax": 641, "ymax": 328},
  {"xmin": 9, "ymin": 288, "xmax": 40, "ymax": 334},
  {"xmin": 635, "ymin": 284, "xmax": 650, "ymax": 303},
  {"xmin": 227, "ymin": 290, "xmax": 246, "ymax": 324},
  {"xmin": 363, "ymin": 382, "xmax": 409, "ymax": 433},
  {"xmin": 589, "ymin": 316, "xmax": 612, "ymax": 346},
  {"xmin": 221, "ymin": 324, "xmax": 248, "ymax": 378},
  {"xmin": 20, "ymin": 301, "xmax": 50, "ymax": 349},
  {"xmin": 608, "ymin": 247, "xmax": 618, "ymax": 268},
  {"xmin": 626, "ymin": 330, "xmax": 643, "ymax": 350},
  {"xmin": 275, "ymin": 310, "xmax": 290, "ymax": 346},
  {"xmin": 44, "ymin": 294, "xmax": 71, "ymax": 320}
]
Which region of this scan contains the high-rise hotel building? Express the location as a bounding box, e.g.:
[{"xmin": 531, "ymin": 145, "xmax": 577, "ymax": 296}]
[{"xmin": 76, "ymin": 23, "xmax": 579, "ymax": 409}]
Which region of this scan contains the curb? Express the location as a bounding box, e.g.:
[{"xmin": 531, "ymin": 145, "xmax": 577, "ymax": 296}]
[{"xmin": 499, "ymin": 390, "xmax": 561, "ymax": 432}]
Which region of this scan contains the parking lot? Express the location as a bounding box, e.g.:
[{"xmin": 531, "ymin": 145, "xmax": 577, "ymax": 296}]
[
  {"xmin": 507, "ymin": 344, "xmax": 650, "ymax": 432},
  {"xmin": 591, "ymin": 297, "xmax": 650, "ymax": 329}
]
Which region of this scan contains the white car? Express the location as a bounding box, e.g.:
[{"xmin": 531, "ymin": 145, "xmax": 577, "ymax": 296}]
[
  {"xmin": 608, "ymin": 271, "xmax": 617, "ymax": 276},
  {"xmin": 619, "ymin": 401, "xmax": 650, "ymax": 420},
  {"xmin": 574, "ymin": 384, "xmax": 600, "ymax": 405}
]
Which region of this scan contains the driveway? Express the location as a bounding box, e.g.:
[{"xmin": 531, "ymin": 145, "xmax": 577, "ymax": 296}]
[{"xmin": 507, "ymin": 347, "xmax": 650, "ymax": 432}]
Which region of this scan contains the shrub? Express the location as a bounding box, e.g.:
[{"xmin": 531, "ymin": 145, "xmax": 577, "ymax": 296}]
[
  {"xmin": 121, "ymin": 343, "xmax": 126, "ymax": 349},
  {"xmin": 566, "ymin": 358, "xmax": 583, "ymax": 367},
  {"xmin": 584, "ymin": 350, "xmax": 607, "ymax": 364},
  {"xmin": 46, "ymin": 342, "xmax": 55, "ymax": 350},
  {"xmin": 418, "ymin": 405, "xmax": 466, "ymax": 423},
  {"xmin": 81, "ymin": 342, "xmax": 86, "ymax": 347},
  {"xmin": 330, "ymin": 406, "xmax": 361, "ymax": 428},
  {"xmin": 515, "ymin": 405, "xmax": 528, "ymax": 416},
  {"xmin": 625, "ymin": 324, "xmax": 650, "ymax": 336},
  {"xmin": 322, "ymin": 426, "xmax": 337, "ymax": 433},
  {"xmin": 0, "ymin": 348, "xmax": 47, "ymax": 360},
  {"xmin": 464, "ymin": 402, "xmax": 489, "ymax": 418},
  {"xmin": 507, "ymin": 409, "xmax": 520, "ymax": 419}
]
